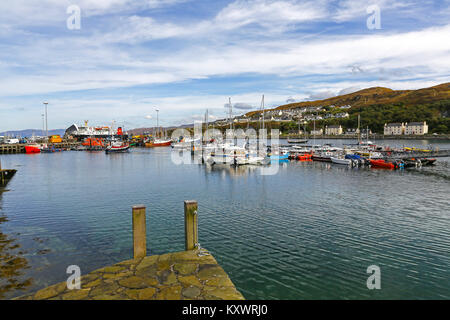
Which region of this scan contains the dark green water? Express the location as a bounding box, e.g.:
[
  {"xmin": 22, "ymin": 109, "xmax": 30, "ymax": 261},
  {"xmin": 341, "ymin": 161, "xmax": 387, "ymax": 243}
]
[{"xmin": 0, "ymin": 139, "xmax": 449, "ymax": 299}]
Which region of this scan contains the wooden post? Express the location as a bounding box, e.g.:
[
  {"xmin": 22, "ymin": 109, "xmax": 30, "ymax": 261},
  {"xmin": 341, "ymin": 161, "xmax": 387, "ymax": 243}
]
[
  {"xmin": 132, "ymin": 205, "xmax": 147, "ymax": 259},
  {"xmin": 184, "ymin": 200, "xmax": 198, "ymax": 251}
]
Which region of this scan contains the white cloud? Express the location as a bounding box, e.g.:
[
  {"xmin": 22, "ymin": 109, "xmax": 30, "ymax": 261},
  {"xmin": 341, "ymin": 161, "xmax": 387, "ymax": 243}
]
[
  {"xmin": 0, "ymin": 0, "xmax": 449, "ymax": 130},
  {"xmin": 0, "ymin": 0, "xmax": 187, "ymax": 26}
]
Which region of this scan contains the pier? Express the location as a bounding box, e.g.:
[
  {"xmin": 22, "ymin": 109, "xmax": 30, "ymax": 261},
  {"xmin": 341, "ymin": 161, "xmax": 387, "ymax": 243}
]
[
  {"xmin": 15, "ymin": 201, "xmax": 245, "ymax": 300},
  {"xmin": 0, "ymin": 160, "xmax": 17, "ymax": 187},
  {"xmin": 0, "ymin": 142, "xmax": 80, "ymax": 154},
  {"xmin": 382, "ymin": 149, "xmax": 450, "ymax": 160}
]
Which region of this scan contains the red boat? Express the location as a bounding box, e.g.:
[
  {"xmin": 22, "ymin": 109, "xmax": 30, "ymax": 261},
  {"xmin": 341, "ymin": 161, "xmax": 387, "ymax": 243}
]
[
  {"xmin": 145, "ymin": 139, "xmax": 172, "ymax": 148},
  {"xmin": 105, "ymin": 141, "xmax": 130, "ymax": 153},
  {"xmin": 25, "ymin": 145, "xmax": 42, "ymax": 154},
  {"xmin": 296, "ymin": 154, "xmax": 312, "ymax": 161},
  {"xmin": 369, "ymin": 159, "xmax": 395, "ymax": 169}
]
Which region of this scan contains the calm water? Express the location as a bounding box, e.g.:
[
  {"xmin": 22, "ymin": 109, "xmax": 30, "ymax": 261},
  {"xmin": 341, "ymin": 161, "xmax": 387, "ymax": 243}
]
[{"xmin": 1, "ymin": 139, "xmax": 449, "ymax": 299}]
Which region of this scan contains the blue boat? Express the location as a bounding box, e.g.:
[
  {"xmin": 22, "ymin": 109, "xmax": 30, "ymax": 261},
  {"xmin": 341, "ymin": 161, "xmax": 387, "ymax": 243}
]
[{"xmin": 270, "ymin": 153, "xmax": 290, "ymax": 161}]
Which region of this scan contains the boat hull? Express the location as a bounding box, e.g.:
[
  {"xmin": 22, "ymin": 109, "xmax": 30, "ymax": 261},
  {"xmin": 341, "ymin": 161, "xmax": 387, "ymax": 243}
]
[
  {"xmin": 331, "ymin": 157, "xmax": 352, "ymax": 165},
  {"xmin": 106, "ymin": 145, "xmax": 130, "ymax": 153},
  {"xmin": 312, "ymin": 156, "xmax": 331, "ymax": 162},
  {"xmin": 369, "ymin": 159, "xmax": 396, "ymax": 169},
  {"xmin": 145, "ymin": 141, "xmax": 172, "ymax": 148},
  {"xmin": 25, "ymin": 146, "xmax": 41, "ymax": 154}
]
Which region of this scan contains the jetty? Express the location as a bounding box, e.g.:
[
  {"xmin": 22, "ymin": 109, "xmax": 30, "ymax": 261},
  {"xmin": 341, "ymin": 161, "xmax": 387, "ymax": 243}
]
[
  {"xmin": 0, "ymin": 142, "xmax": 80, "ymax": 154},
  {"xmin": 15, "ymin": 201, "xmax": 245, "ymax": 300},
  {"xmin": 382, "ymin": 149, "xmax": 450, "ymax": 160},
  {"xmin": 0, "ymin": 160, "xmax": 17, "ymax": 187}
]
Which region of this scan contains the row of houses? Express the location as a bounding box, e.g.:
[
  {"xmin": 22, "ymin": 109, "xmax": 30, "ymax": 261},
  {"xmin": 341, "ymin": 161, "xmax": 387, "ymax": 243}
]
[
  {"xmin": 313, "ymin": 122, "xmax": 429, "ymax": 136},
  {"xmin": 384, "ymin": 122, "xmax": 428, "ymax": 135}
]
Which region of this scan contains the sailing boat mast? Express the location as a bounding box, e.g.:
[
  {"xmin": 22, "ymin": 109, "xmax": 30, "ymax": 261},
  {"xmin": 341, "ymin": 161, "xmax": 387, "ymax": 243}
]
[
  {"xmin": 262, "ymin": 94, "xmax": 265, "ymax": 131},
  {"xmin": 357, "ymin": 114, "xmax": 361, "ymax": 143},
  {"xmin": 229, "ymin": 97, "xmax": 233, "ymax": 130},
  {"xmin": 156, "ymin": 109, "xmax": 160, "ymax": 138}
]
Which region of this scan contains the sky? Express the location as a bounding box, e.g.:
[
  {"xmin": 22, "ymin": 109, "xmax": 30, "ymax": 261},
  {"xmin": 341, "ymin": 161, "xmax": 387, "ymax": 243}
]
[{"xmin": 0, "ymin": 0, "xmax": 449, "ymax": 131}]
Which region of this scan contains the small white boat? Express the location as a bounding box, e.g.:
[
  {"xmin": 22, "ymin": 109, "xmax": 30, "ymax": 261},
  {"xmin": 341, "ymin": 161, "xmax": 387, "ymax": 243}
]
[{"xmin": 331, "ymin": 157, "xmax": 352, "ymax": 165}]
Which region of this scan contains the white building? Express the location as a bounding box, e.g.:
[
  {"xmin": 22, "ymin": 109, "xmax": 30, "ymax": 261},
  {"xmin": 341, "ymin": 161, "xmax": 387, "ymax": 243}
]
[
  {"xmin": 384, "ymin": 123, "xmax": 405, "ymax": 135},
  {"xmin": 310, "ymin": 129, "xmax": 323, "ymax": 135},
  {"xmin": 405, "ymin": 122, "xmax": 428, "ymax": 135},
  {"xmin": 325, "ymin": 125, "xmax": 343, "ymax": 135}
]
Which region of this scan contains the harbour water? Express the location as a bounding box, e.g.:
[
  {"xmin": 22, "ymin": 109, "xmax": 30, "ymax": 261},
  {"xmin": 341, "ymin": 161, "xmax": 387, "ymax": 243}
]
[{"xmin": 0, "ymin": 139, "xmax": 449, "ymax": 299}]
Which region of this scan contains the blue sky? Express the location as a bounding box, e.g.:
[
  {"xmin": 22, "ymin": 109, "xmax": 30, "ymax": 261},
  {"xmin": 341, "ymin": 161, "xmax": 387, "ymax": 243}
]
[{"xmin": 0, "ymin": 0, "xmax": 449, "ymax": 131}]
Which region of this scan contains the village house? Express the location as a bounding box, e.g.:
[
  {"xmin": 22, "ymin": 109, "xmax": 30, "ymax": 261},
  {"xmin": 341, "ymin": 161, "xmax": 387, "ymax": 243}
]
[
  {"xmin": 325, "ymin": 125, "xmax": 343, "ymax": 135},
  {"xmin": 384, "ymin": 123, "xmax": 405, "ymax": 135},
  {"xmin": 345, "ymin": 128, "xmax": 359, "ymax": 135},
  {"xmin": 405, "ymin": 121, "xmax": 428, "ymax": 135},
  {"xmin": 335, "ymin": 112, "xmax": 349, "ymax": 118},
  {"xmin": 310, "ymin": 128, "xmax": 323, "ymax": 135}
]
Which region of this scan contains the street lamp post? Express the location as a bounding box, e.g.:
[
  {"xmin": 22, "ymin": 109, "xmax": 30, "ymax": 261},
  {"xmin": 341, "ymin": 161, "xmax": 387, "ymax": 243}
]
[
  {"xmin": 43, "ymin": 102, "xmax": 49, "ymax": 141},
  {"xmin": 155, "ymin": 108, "xmax": 159, "ymax": 138},
  {"xmin": 41, "ymin": 114, "xmax": 45, "ymax": 137}
]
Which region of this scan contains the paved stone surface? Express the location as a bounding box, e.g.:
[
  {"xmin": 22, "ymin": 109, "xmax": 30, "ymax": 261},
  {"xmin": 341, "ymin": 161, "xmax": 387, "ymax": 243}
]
[{"xmin": 15, "ymin": 250, "xmax": 245, "ymax": 300}]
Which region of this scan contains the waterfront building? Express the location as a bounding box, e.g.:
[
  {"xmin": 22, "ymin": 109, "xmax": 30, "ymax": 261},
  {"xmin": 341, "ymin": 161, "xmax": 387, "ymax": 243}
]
[
  {"xmin": 405, "ymin": 121, "xmax": 428, "ymax": 135},
  {"xmin": 310, "ymin": 129, "xmax": 323, "ymax": 135},
  {"xmin": 345, "ymin": 128, "xmax": 359, "ymax": 135},
  {"xmin": 325, "ymin": 125, "xmax": 343, "ymax": 135},
  {"xmin": 384, "ymin": 123, "xmax": 405, "ymax": 135},
  {"xmin": 335, "ymin": 112, "xmax": 349, "ymax": 118}
]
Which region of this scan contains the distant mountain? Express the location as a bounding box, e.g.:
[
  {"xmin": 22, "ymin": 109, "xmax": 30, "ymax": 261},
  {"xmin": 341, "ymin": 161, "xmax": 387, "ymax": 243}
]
[
  {"xmin": 247, "ymin": 82, "xmax": 450, "ymax": 116},
  {"xmin": 0, "ymin": 129, "xmax": 66, "ymax": 138}
]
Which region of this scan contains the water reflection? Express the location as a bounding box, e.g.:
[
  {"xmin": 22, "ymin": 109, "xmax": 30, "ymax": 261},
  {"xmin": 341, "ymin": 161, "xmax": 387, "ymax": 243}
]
[
  {"xmin": 0, "ymin": 191, "xmax": 32, "ymax": 299},
  {"xmin": 205, "ymin": 164, "xmax": 261, "ymax": 177}
]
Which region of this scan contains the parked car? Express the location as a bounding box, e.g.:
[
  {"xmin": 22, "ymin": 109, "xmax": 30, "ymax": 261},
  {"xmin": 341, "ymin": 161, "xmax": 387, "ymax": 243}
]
[{"xmin": 5, "ymin": 138, "xmax": 20, "ymax": 144}]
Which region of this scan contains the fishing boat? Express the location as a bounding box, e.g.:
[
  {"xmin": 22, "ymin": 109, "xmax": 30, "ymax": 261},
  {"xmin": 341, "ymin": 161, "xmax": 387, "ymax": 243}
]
[
  {"xmin": 312, "ymin": 152, "xmax": 333, "ymax": 162},
  {"xmin": 331, "ymin": 156, "xmax": 352, "ymax": 165},
  {"xmin": 105, "ymin": 141, "xmax": 130, "ymax": 153},
  {"xmin": 145, "ymin": 139, "xmax": 172, "ymax": 147},
  {"xmin": 25, "ymin": 145, "xmax": 42, "ymax": 154}
]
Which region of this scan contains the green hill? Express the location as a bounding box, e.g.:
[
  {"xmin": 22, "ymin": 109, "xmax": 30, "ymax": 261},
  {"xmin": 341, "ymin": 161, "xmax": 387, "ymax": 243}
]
[{"xmin": 245, "ymin": 83, "xmax": 450, "ymax": 134}]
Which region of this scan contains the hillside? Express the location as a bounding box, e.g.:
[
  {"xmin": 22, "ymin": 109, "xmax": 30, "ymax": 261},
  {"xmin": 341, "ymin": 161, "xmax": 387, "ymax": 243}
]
[{"xmin": 247, "ymin": 82, "xmax": 450, "ymax": 116}]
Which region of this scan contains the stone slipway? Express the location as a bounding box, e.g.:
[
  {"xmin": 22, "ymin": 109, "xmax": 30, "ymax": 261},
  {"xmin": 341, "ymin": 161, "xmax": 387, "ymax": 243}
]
[{"xmin": 16, "ymin": 250, "xmax": 245, "ymax": 300}]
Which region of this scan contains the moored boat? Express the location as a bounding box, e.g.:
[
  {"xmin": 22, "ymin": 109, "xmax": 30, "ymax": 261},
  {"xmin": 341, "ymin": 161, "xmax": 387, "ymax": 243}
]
[
  {"xmin": 287, "ymin": 139, "xmax": 308, "ymax": 144},
  {"xmin": 369, "ymin": 159, "xmax": 403, "ymax": 169},
  {"xmin": 105, "ymin": 141, "xmax": 130, "ymax": 153},
  {"xmin": 331, "ymin": 157, "xmax": 352, "ymax": 165},
  {"xmin": 25, "ymin": 145, "xmax": 42, "ymax": 154},
  {"xmin": 421, "ymin": 158, "xmax": 437, "ymax": 166},
  {"xmin": 145, "ymin": 139, "xmax": 172, "ymax": 148}
]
